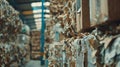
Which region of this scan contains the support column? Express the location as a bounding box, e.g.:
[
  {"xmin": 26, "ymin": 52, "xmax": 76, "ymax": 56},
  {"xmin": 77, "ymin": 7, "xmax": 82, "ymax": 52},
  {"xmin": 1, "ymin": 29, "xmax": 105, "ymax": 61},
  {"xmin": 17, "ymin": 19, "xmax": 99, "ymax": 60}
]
[
  {"xmin": 81, "ymin": 0, "xmax": 90, "ymax": 29},
  {"xmin": 40, "ymin": 0, "xmax": 45, "ymax": 65}
]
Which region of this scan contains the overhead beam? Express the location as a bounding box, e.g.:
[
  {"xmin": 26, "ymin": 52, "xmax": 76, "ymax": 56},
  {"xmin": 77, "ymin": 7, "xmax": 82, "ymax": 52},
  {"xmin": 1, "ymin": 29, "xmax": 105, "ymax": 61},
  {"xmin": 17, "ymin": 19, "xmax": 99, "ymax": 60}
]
[
  {"xmin": 16, "ymin": 6, "xmax": 48, "ymax": 11},
  {"xmin": 14, "ymin": 3, "xmax": 49, "ymax": 8},
  {"xmin": 22, "ymin": 10, "xmax": 49, "ymax": 15},
  {"xmin": 22, "ymin": 11, "xmax": 33, "ymax": 15}
]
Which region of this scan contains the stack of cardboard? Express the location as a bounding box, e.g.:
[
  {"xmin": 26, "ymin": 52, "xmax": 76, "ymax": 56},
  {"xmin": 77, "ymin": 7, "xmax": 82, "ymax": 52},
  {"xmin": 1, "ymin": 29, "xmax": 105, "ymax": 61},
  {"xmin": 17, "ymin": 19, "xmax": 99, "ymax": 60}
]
[
  {"xmin": 45, "ymin": 0, "xmax": 77, "ymax": 66},
  {"xmin": 0, "ymin": 42, "xmax": 27, "ymax": 67},
  {"xmin": 46, "ymin": 0, "xmax": 77, "ymax": 42},
  {"xmin": 0, "ymin": 0, "xmax": 31, "ymax": 66},
  {"xmin": 48, "ymin": 37, "xmax": 83, "ymax": 67},
  {"xmin": 16, "ymin": 34, "xmax": 31, "ymax": 63},
  {"xmin": 31, "ymin": 30, "xmax": 41, "ymax": 59},
  {"xmin": 0, "ymin": 0, "xmax": 22, "ymax": 43},
  {"xmin": 46, "ymin": 0, "xmax": 120, "ymax": 67}
]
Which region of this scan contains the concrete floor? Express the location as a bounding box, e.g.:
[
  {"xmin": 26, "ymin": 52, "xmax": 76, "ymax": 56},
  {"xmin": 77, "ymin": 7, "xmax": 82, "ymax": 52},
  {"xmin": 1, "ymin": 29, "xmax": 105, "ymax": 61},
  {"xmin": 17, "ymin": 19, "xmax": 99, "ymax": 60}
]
[{"xmin": 25, "ymin": 60, "xmax": 45, "ymax": 67}]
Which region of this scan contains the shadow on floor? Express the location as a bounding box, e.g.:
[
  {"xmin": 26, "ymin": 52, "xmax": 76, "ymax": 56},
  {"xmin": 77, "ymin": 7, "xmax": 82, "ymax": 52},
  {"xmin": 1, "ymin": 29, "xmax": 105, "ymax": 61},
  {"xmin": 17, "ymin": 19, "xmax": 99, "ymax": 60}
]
[{"xmin": 25, "ymin": 60, "xmax": 45, "ymax": 67}]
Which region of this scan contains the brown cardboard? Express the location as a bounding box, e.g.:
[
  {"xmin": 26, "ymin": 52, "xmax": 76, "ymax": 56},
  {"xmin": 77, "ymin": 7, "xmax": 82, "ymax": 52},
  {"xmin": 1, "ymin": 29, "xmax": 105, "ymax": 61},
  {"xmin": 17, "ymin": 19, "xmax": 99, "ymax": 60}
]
[{"xmin": 70, "ymin": 61, "xmax": 76, "ymax": 67}]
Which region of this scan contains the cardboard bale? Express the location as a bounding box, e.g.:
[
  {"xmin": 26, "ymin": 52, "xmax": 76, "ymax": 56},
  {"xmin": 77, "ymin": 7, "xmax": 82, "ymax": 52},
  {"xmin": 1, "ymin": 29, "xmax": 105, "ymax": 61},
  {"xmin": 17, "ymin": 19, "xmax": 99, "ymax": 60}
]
[
  {"xmin": 31, "ymin": 52, "xmax": 44, "ymax": 59},
  {"xmin": 31, "ymin": 43, "xmax": 40, "ymax": 47},
  {"xmin": 31, "ymin": 40, "xmax": 40, "ymax": 45},
  {"xmin": 32, "ymin": 46, "xmax": 40, "ymax": 51},
  {"xmin": 24, "ymin": 44, "xmax": 30, "ymax": 51},
  {"xmin": 10, "ymin": 62, "xmax": 18, "ymax": 67},
  {"xmin": 31, "ymin": 30, "xmax": 40, "ymax": 36},
  {"xmin": 59, "ymin": 33, "xmax": 65, "ymax": 41},
  {"xmin": 70, "ymin": 61, "xmax": 76, "ymax": 67},
  {"xmin": 0, "ymin": 0, "xmax": 22, "ymax": 43}
]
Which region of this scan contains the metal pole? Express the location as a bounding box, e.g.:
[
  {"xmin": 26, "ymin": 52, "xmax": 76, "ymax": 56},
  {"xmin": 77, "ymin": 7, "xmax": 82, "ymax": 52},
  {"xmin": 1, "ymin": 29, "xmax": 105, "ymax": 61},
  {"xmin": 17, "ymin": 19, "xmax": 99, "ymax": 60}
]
[{"xmin": 40, "ymin": 0, "xmax": 45, "ymax": 65}]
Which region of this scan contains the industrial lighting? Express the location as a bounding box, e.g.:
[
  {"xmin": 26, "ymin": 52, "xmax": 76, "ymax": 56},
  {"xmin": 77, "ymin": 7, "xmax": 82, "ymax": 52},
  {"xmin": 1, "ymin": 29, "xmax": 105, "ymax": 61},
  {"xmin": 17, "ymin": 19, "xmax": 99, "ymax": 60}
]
[
  {"xmin": 33, "ymin": 9, "xmax": 42, "ymax": 13},
  {"xmin": 31, "ymin": 2, "xmax": 50, "ymax": 7},
  {"xmin": 34, "ymin": 14, "xmax": 50, "ymax": 18},
  {"xmin": 45, "ymin": 2, "xmax": 50, "ymax": 6},
  {"xmin": 45, "ymin": 9, "xmax": 50, "ymax": 13},
  {"xmin": 34, "ymin": 19, "xmax": 41, "ymax": 22},
  {"xmin": 31, "ymin": 2, "xmax": 50, "ymax": 30},
  {"xmin": 34, "ymin": 19, "xmax": 41, "ymax": 26},
  {"xmin": 31, "ymin": 2, "xmax": 42, "ymax": 7},
  {"xmin": 36, "ymin": 24, "xmax": 41, "ymax": 29},
  {"xmin": 34, "ymin": 14, "xmax": 41, "ymax": 18},
  {"xmin": 35, "ymin": 18, "xmax": 47, "ymax": 21},
  {"xmin": 35, "ymin": 21, "xmax": 41, "ymax": 29},
  {"xmin": 33, "ymin": 9, "xmax": 49, "ymax": 13},
  {"xmin": 45, "ymin": 14, "xmax": 50, "ymax": 18}
]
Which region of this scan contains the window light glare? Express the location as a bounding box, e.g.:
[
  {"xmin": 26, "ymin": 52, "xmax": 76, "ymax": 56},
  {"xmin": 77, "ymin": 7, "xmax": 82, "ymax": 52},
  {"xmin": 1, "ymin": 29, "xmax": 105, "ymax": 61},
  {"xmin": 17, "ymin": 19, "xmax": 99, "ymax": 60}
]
[
  {"xmin": 34, "ymin": 19, "xmax": 41, "ymax": 22},
  {"xmin": 33, "ymin": 9, "xmax": 49, "ymax": 13},
  {"xmin": 45, "ymin": 14, "xmax": 50, "ymax": 18},
  {"xmin": 34, "ymin": 14, "xmax": 50, "ymax": 18},
  {"xmin": 45, "ymin": 2, "xmax": 50, "ymax": 6},
  {"xmin": 45, "ymin": 10, "xmax": 50, "ymax": 13},
  {"xmin": 31, "ymin": 2, "xmax": 42, "ymax": 7},
  {"xmin": 34, "ymin": 14, "xmax": 41, "ymax": 18},
  {"xmin": 33, "ymin": 10, "xmax": 42, "ymax": 13},
  {"xmin": 31, "ymin": 2, "xmax": 50, "ymax": 7}
]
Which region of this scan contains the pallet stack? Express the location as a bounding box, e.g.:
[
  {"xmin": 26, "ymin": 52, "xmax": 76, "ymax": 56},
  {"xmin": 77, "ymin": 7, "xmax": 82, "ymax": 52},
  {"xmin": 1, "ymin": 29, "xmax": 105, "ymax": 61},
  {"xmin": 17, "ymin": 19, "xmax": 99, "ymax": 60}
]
[{"xmin": 31, "ymin": 30, "xmax": 41, "ymax": 59}]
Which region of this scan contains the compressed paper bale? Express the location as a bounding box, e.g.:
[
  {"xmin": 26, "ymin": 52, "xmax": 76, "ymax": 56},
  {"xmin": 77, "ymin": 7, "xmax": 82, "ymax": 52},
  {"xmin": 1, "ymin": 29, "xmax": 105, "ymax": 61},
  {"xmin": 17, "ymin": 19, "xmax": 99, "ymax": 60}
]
[
  {"xmin": 10, "ymin": 62, "xmax": 18, "ymax": 67},
  {"xmin": 16, "ymin": 34, "xmax": 30, "ymax": 44},
  {"xmin": 0, "ymin": 0, "xmax": 23, "ymax": 43},
  {"xmin": 31, "ymin": 44, "xmax": 39, "ymax": 47},
  {"xmin": 70, "ymin": 61, "xmax": 76, "ymax": 67},
  {"xmin": 31, "ymin": 30, "xmax": 40, "ymax": 36},
  {"xmin": 0, "ymin": 42, "xmax": 28, "ymax": 67},
  {"xmin": 21, "ymin": 24, "xmax": 30, "ymax": 35}
]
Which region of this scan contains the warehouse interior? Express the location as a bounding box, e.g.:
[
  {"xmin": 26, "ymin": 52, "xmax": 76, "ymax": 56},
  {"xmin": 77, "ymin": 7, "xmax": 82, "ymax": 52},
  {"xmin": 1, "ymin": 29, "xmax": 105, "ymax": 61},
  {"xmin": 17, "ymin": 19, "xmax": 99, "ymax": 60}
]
[{"xmin": 0, "ymin": 0, "xmax": 120, "ymax": 67}]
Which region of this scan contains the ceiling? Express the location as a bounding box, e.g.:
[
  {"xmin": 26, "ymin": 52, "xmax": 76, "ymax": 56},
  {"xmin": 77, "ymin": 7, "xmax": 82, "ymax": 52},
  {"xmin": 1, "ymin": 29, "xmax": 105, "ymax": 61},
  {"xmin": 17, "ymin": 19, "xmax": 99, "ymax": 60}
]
[{"xmin": 7, "ymin": 0, "xmax": 50, "ymax": 30}]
